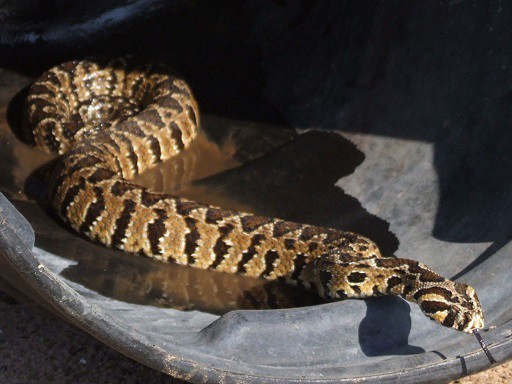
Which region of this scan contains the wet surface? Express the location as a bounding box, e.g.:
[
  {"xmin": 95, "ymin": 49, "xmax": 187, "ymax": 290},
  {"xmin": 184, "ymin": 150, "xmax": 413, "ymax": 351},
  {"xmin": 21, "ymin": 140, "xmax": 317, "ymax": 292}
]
[
  {"xmin": 0, "ymin": 67, "xmax": 397, "ymax": 315},
  {"xmin": 0, "ymin": 69, "xmax": 299, "ymax": 314},
  {"xmin": 12, "ymin": 200, "xmax": 321, "ymax": 315}
]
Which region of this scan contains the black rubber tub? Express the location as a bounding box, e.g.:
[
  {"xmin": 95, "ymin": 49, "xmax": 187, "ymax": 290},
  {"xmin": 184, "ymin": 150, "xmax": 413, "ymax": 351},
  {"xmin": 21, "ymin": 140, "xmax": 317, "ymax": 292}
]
[{"xmin": 0, "ymin": 2, "xmax": 511, "ymax": 383}]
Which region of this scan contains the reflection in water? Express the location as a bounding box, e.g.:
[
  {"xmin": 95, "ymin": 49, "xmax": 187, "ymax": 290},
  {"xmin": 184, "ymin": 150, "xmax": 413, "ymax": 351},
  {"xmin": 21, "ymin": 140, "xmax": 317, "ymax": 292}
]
[
  {"xmin": 133, "ymin": 115, "xmax": 297, "ymax": 195},
  {"xmin": 2, "ymin": 69, "xmax": 398, "ymax": 315},
  {"xmin": 57, "ymin": 235, "xmax": 322, "ymax": 314}
]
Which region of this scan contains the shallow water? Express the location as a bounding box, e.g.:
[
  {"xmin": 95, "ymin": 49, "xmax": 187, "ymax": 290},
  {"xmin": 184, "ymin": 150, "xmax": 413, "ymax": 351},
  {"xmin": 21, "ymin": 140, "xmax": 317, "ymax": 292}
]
[
  {"xmin": 0, "ymin": 68, "xmax": 323, "ymax": 314},
  {"xmin": 0, "ymin": 67, "xmax": 402, "ymax": 315}
]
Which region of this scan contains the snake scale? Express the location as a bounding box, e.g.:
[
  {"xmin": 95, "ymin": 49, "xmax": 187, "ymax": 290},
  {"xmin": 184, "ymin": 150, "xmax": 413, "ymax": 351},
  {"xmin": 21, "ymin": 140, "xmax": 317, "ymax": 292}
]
[{"xmin": 23, "ymin": 58, "xmax": 485, "ymax": 334}]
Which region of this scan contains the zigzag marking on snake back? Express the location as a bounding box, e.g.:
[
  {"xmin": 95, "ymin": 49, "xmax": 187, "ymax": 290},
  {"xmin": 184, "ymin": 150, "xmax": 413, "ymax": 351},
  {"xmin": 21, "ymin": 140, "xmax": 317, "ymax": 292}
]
[{"xmin": 23, "ymin": 59, "xmax": 484, "ymax": 333}]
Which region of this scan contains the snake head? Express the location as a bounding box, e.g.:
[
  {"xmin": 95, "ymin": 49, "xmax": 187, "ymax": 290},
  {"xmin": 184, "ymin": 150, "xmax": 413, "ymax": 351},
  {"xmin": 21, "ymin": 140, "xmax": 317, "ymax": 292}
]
[{"xmin": 417, "ymin": 282, "xmax": 484, "ymax": 333}]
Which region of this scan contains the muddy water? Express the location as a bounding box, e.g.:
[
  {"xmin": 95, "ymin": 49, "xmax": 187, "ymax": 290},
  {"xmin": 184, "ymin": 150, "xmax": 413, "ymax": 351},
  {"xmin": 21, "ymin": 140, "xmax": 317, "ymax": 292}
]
[
  {"xmin": 0, "ymin": 67, "xmax": 398, "ymax": 314},
  {"xmin": 0, "ymin": 68, "xmax": 325, "ymax": 314}
]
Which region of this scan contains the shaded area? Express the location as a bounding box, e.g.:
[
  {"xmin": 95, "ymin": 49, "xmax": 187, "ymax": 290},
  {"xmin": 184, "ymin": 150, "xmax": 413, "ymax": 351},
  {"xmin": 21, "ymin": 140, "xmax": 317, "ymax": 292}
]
[
  {"xmin": 2, "ymin": 1, "xmax": 511, "ymax": 250},
  {"xmin": 5, "ymin": 84, "xmax": 30, "ymax": 143},
  {"xmin": 359, "ymin": 297, "xmax": 424, "ymax": 356},
  {"xmin": 188, "ymin": 131, "xmax": 399, "ymax": 256},
  {"xmin": 0, "ymin": 1, "xmax": 287, "ymax": 126},
  {"xmin": 247, "ymin": 1, "xmax": 512, "ymax": 250},
  {"xmin": 2, "ymin": 1, "xmax": 511, "ymax": 249}
]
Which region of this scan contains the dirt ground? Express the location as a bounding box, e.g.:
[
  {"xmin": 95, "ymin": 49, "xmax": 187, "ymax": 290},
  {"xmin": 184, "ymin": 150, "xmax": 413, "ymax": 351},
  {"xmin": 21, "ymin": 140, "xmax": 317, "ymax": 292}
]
[{"xmin": 0, "ymin": 291, "xmax": 509, "ymax": 384}]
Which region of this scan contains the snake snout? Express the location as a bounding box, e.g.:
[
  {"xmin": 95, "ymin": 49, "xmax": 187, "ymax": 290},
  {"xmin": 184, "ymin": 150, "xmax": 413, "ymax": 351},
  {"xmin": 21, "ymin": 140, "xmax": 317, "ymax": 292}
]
[
  {"xmin": 418, "ymin": 282, "xmax": 484, "ymax": 333},
  {"xmin": 454, "ymin": 284, "xmax": 485, "ymax": 333},
  {"xmin": 436, "ymin": 283, "xmax": 485, "ymax": 333}
]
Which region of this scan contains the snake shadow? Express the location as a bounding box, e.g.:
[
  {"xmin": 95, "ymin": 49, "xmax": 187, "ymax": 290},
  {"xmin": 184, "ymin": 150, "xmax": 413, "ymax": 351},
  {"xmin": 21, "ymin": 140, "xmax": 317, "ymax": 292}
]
[
  {"xmin": 359, "ymin": 297, "xmax": 424, "ymax": 356},
  {"xmin": 6, "ymin": 85, "xmax": 30, "ymax": 143}
]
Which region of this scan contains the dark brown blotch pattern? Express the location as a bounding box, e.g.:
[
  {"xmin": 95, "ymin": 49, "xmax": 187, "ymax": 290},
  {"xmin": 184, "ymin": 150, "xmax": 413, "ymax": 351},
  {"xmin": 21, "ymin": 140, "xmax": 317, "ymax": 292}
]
[
  {"xmin": 79, "ymin": 186, "xmax": 106, "ymax": 235},
  {"xmin": 59, "ymin": 177, "xmax": 86, "ymax": 217},
  {"xmin": 347, "ymin": 271, "xmax": 367, "ymax": 283},
  {"xmin": 241, "ymin": 215, "xmax": 273, "ymax": 233},
  {"xmin": 261, "ymin": 250, "xmax": 280, "ymax": 278},
  {"xmin": 272, "ymin": 221, "xmax": 302, "ymax": 237},
  {"xmin": 205, "ymin": 208, "xmax": 233, "ymax": 224},
  {"xmin": 210, "ymin": 225, "xmax": 235, "ymax": 270},
  {"xmin": 25, "ymin": 59, "xmax": 482, "ymax": 333},
  {"xmin": 175, "ymin": 199, "xmax": 203, "ymax": 216},
  {"xmin": 147, "ymin": 208, "xmax": 168, "ymax": 256},
  {"xmin": 184, "ymin": 217, "xmax": 200, "ymax": 264},
  {"xmin": 237, "ymin": 234, "xmax": 265, "ymax": 274},
  {"xmin": 111, "ymin": 181, "xmax": 141, "ymax": 197},
  {"xmin": 111, "ymin": 199, "xmax": 136, "ymax": 248},
  {"xmin": 413, "ymin": 286, "xmax": 454, "ymax": 302}
]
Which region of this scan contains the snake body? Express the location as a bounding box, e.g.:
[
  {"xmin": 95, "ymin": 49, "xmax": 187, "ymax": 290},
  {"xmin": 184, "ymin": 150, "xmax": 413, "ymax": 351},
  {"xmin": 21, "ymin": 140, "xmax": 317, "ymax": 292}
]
[{"xmin": 23, "ymin": 59, "xmax": 484, "ymax": 333}]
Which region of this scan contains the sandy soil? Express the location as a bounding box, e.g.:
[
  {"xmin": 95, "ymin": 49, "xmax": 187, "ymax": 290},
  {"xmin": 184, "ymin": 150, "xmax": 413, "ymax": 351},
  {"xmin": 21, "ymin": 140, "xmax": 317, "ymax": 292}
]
[{"xmin": 0, "ymin": 292, "xmax": 509, "ymax": 384}]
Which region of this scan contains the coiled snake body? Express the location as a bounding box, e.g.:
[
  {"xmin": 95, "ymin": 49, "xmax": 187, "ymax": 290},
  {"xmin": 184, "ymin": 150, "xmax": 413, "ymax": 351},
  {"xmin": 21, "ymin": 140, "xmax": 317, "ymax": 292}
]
[{"xmin": 23, "ymin": 59, "xmax": 484, "ymax": 333}]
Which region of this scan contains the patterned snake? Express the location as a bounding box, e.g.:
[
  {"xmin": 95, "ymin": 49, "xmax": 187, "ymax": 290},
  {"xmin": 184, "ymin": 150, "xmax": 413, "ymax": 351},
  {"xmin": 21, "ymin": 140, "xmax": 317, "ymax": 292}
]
[{"xmin": 22, "ymin": 59, "xmax": 485, "ymax": 335}]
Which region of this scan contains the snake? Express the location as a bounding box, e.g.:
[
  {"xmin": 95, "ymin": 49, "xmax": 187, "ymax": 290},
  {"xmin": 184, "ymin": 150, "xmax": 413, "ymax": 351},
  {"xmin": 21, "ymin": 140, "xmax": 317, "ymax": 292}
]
[{"xmin": 22, "ymin": 58, "xmax": 485, "ymax": 335}]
